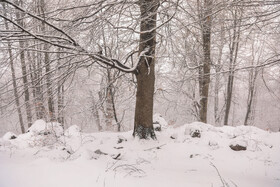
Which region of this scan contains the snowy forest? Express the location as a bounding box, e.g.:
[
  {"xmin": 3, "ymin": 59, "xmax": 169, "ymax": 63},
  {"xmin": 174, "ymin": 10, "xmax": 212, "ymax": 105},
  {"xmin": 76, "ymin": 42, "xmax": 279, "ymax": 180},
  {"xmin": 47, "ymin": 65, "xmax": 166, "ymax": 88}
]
[{"xmin": 0, "ymin": 0, "xmax": 280, "ymax": 187}]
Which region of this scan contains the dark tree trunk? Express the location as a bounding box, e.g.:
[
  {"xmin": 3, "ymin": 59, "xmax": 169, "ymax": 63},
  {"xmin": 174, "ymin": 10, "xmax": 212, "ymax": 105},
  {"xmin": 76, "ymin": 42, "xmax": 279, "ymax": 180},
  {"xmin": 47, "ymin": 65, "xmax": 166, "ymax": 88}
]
[
  {"xmin": 133, "ymin": 0, "xmax": 159, "ymax": 139},
  {"xmin": 199, "ymin": 0, "xmax": 212, "ymax": 123}
]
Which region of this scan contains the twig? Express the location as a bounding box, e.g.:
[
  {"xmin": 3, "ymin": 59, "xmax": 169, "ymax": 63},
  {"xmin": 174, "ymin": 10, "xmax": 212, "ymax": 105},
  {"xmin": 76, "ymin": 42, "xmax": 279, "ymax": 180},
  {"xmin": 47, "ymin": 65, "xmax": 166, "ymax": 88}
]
[
  {"xmin": 210, "ymin": 162, "xmax": 234, "ymax": 187},
  {"xmin": 144, "ymin": 143, "xmax": 167, "ymax": 151}
]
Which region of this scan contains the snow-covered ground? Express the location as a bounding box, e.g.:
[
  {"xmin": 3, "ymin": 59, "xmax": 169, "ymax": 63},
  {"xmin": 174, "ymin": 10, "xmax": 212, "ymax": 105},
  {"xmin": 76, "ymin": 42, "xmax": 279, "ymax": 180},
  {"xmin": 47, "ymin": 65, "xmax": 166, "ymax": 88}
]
[{"xmin": 0, "ymin": 119, "xmax": 280, "ymax": 187}]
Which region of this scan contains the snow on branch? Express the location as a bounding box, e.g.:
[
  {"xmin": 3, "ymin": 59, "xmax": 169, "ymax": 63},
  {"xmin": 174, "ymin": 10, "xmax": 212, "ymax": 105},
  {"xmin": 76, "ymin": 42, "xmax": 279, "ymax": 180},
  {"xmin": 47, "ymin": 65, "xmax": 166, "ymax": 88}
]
[{"xmin": 0, "ymin": 0, "xmax": 151, "ymax": 74}]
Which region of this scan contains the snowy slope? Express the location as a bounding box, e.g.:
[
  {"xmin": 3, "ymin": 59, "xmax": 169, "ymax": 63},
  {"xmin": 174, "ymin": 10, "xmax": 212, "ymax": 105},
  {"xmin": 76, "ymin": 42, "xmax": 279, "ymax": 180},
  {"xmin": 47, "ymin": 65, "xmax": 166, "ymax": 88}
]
[{"xmin": 0, "ymin": 120, "xmax": 279, "ymax": 187}]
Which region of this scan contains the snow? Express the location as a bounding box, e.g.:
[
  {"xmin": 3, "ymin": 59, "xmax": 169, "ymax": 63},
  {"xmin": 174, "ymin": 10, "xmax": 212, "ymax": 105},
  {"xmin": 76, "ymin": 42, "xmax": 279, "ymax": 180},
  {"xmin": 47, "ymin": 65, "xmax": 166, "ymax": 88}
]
[
  {"xmin": 27, "ymin": 119, "xmax": 64, "ymax": 137},
  {"xmin": 64, "ymin": 125, "xmax": 81, "ymax": 137},
  {"xmin": 153, "ymin": 113, "xmax": 168, "ymax": 130},
  {"xmin": 2, "ymin": 132, "xmax": 17, "ymax": 141},
  {"xmin": 0, "ymin": 121, "xmax": 280, "ymax": 187}
]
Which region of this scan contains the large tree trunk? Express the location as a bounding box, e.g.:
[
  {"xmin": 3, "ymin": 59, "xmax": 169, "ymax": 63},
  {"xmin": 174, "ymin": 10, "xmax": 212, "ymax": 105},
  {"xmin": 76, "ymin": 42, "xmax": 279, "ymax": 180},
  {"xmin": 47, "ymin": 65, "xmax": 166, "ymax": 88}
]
[
  {"xmin": 3, "ymin": 4, "xmax": 25, "ymax": 133},
  {"xmin": 199, "ymin": 0, "xmax": 212, "ymax": 123},
  {"xmin": 133, "ymin": 0, "xmax": 159, "ymax": 139},
  {"xmin": 15, "ymin": 0, "xmax": 32, "ymax": 127}
]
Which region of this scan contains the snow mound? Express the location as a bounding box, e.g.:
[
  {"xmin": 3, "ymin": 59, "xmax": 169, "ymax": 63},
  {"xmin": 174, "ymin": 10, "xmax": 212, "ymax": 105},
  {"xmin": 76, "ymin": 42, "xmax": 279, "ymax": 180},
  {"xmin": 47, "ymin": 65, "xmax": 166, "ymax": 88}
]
[
  {"xmin": 2, "ymin": 132, "xmax": 17, "ymax": 141},
  {"xmin": 64, "ymin": 125, "xmax": 81, "ymax": 137},
  {"xmin": 27, "ymin": 120, "xmax": 63, "ymax": 137},
  {"xmin": 1, "ymin": 120, "xmax": 65, "ymax": 148},
  {"xmin": 184, "ymin": 122, "xmax": 214, "ymax": 136},
  {"xmin": 153, "ymin": 113, "xmax": 168, "ymax": 131}
]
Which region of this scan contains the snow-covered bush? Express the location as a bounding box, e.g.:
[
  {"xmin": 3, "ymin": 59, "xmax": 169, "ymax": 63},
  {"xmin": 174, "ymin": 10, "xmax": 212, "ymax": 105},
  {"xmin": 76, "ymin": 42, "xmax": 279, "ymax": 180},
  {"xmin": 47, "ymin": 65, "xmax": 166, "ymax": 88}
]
[
  {"xmin": 153, "ymin": 113, "xmax": 168, "ymax": 131},
  {"xmin": 9, "ymin": 120, "xmax": 65, "ymax": 148},
  {"xmin": 27, "ymin": 120, "xmax": 63, "ymax": 137},
  {"xmin": 64, "ymin": 125, "xmax": 81, "ymax": 137}
]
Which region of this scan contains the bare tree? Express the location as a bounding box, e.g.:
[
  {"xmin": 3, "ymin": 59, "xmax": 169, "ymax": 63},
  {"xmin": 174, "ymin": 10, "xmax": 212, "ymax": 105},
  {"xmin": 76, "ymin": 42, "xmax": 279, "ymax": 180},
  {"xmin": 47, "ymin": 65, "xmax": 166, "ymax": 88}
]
[
  {"xmin": 224, "ymin": 4, "xmax": 242, "ymax": 126},
  {"xmin": 2, "ymin": 3, "xmax": 25, "ymax": 133},
  {"xmin": 14, "ymin": 0, "xmax": 32, "ymax": 127},
  {"xmin": 0, "ymin": 0, "xmax": 161, "ymax": 139}
]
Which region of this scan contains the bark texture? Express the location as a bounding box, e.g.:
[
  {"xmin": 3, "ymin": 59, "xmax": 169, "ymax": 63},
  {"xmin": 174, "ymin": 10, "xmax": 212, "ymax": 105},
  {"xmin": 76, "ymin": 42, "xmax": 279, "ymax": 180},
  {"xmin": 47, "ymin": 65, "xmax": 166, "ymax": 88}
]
[
  {"xmin": 199, "ymin": 0, "xmax": 212, "ymax": 123},
  {"xmin": 133, "ymin": 0, "xmax": 159, "ymax": 139}
]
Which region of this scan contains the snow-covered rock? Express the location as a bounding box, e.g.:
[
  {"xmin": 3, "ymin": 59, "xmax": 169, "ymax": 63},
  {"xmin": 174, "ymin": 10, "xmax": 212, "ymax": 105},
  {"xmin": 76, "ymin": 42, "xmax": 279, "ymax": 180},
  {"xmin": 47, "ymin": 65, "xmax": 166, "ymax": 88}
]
[
  {"xmin": 184, "ymin": 122, "xmax": 213, "ymax": 137},
  {"xmin": 229, "ymin": 140, "xmax": 248, "ymax": 151},
  {"xmin": 2, "ymin": 132, "xmax": 17, "ymax": 140},
  {"xmin": 208, "ymin": 140, "xmax": 219, "ymax": 149}
]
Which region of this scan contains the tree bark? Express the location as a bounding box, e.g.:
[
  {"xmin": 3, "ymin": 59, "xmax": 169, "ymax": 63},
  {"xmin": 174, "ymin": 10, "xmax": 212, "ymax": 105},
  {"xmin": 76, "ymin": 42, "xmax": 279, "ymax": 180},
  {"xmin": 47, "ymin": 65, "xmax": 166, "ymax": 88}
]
[
  {"xmin": 133, "ymin": 0, "xmax": 159, "ymax": 139},
  {"xmin": 199, "ymin": 0, "xmax": 212, "ymax": 123},
  {"xmin": 105, "ymin": 70, "xmax": 114, "ymax": 131}
]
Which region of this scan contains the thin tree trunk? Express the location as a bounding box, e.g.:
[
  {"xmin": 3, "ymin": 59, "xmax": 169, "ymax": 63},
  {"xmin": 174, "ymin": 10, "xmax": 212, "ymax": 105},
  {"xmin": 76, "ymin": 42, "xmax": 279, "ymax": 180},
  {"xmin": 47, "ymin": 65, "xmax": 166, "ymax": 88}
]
[
  {"xmin": 133, "ymin": 0, "xmax": 159, "ymax": 139},
  {"xmin": 199, "ymin": 0, "xmax": 212, "ymax": 123},
  {"xmin": 44, "ymin": 44, "xmax": 56, "ymax": 121},
  {"xmin": 15, "ymin": 0, "xmax": 32, "ymax": 127},
  {"xmin": 105, "ymin": 70, "xmax": 114, "ymax": 131},
  {"xmin": 2, "ymin": 4, "xmax": 25, "ymax": 133},
  {"xmin": 34, "ymin": 42, "xmax": 45, "ymax": 119},
  {"xmin": 39, "ymin": 0, "xmax": 55, "ymax": 121},
  {"xmin": 244, "ymin": 67, "xmax": 258, "ymax": 126},
  {"xmin": 224, "ymin": 8, "xmax": 241, "ymax": 126},
  {"xmin": 26, "ymin": 42, "xmax": 45, "ymax": 120},
  {"xmin": 109, "ymin": 82, "xmax": 120, "ymax": 132},
  {"xmin": 90, "ymin": 91, "xmax": 102, "ymax": 131},
  {"xmin": 57, "ymin": 49, "xmax": 64, "ymax": 126},
  {"xmin": 214, "ymin": 21, "xmax": 225, "ymax": 124}
]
